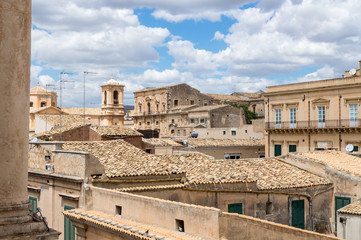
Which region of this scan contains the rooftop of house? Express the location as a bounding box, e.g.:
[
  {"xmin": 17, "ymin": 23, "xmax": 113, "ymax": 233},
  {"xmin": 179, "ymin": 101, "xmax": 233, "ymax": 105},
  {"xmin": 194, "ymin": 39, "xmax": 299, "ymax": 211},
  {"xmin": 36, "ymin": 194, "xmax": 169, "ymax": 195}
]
[
  {"xmin": 91, "ymin": 126, "xmax": 143, "ymax": 137},
  {"xmin": 187, "ymin": 138, "xmax": 264, "ymax": 148},
  {"xmin": 64, "ymin": 209, "xmax": 200, "ymax": 240},
  {"xmin": 62, "ymin": 140, "xmax": 184, "ymax": 178},
  {"xmin": 142, "ymin": 138, "xmax": 182, "ymax": 147},
  {"xmin": 159, "ymin": 154, "xmax": 331, "ymax": 189},
  {"xmin": 31, "ymin": 124, "xmax": 90, "ymax": 139},
  {"xmin": 290, "ymin": 151, "xmax": 361, "ymax": 178},
  {"xmin": 135, "ymin": 83, "xmax": 187, "ymax": 93},
  {"xmin": 231, "ymin": 90, "xmax": 264, "ymax": 100},
  {"xmin": 204, "ymin": 93, "xmax": 243, "ymax": 102},
  {"xmin": 36, "ymin": 114, "xmax": 88, "ymax": 127},
  {"xmin": 187, "ymin": 104, "xmax": 230, "ymax": 113},
  {"xmin": 338, "ymin": 201, "xmax": 361, "ymax": 215},
  {"xmin": 30, "ymin": 85, "xmax": 56, "ymax": 94},
  {"xmin": 61, "ymin": 107, "xmax": 102, "ymax": 115}
]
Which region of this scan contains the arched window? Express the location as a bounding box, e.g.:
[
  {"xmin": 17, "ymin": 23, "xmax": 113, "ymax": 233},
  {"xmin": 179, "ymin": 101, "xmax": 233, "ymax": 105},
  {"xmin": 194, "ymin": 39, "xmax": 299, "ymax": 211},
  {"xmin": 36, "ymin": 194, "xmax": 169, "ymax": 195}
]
[
  {"xmin": 114, "ymin": 91, "xmax": 119, "ymax": 104},
  {"xmin": 147, "ymin": 102, "xmax": 151, "ymax": 114},
  {"xmin": 30, "ymin": 102, "xmax": 33, "ymax": 107},
  {"xmin": 41, "ymin": 102, "xmax": 46, "ymax": 107},
  {"xmin": 104, "ymin": 91, "xmax": 107, "ymax": 104}
]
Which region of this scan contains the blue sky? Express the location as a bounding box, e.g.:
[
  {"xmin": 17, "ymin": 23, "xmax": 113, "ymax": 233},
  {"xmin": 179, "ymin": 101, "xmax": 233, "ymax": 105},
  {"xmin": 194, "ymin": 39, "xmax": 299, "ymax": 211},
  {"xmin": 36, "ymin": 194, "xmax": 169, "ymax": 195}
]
[{"xmin": 31, "ymin": 0, "xmax": 361, "ymax": 106}]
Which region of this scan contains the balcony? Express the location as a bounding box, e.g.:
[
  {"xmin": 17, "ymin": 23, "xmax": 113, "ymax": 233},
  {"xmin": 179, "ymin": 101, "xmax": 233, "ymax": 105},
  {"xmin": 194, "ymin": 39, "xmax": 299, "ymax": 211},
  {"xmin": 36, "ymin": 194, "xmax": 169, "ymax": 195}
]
[{"xmin": 266, "ymin": 119, "xmax": 361, "ymax": 133}]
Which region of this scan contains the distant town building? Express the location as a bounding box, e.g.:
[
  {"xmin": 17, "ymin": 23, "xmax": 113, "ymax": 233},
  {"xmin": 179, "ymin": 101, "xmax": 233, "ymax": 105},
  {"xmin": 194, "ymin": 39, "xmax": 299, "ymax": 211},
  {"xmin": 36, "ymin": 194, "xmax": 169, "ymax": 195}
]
[
  {"xmin": 29, "ymin": 77, "xmax": 125, "ymax": 135},
  {"xmin": 265, "ymin": 61, "xmax": 361, "ymax": 157},
  {"xmin": 132, "ymin": 83, "xmax": 264, "ymax": 139}
]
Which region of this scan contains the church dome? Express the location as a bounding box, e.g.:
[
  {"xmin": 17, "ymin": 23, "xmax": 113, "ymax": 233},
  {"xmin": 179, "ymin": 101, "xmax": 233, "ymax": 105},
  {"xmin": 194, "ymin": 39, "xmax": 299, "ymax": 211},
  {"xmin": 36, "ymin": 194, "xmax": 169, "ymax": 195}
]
[{"xmin": 106, "ymin": 77, "xmax": 120, "ymax": 85}]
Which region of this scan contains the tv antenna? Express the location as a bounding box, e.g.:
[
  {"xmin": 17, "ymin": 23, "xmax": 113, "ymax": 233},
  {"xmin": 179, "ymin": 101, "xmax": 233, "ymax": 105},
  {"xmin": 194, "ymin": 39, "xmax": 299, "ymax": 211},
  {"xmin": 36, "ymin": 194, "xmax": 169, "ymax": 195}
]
[
  {"xmin": 59, "ymin": 71, "xmax": 74, "ymax": 141},
  {"xmin": 83, "ymin": 71, "xmax": 97, "ymax": 141}
]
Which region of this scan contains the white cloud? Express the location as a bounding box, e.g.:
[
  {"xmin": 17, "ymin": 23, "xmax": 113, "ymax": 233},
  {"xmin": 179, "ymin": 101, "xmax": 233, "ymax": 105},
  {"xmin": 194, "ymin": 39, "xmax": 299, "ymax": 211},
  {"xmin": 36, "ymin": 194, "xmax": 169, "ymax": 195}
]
[
  {"xmin": 213, "ymin": 31, "xmax": 225, "ymax": 41},
  {"xmin": 298, "ymin": 65, "xmax": 336, "ymax": 82}
]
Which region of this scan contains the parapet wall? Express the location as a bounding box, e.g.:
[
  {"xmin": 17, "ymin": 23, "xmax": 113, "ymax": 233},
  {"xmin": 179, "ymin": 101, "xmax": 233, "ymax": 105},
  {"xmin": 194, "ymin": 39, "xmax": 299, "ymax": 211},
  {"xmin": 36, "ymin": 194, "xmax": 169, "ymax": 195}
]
[{"xmin": 219, "ymin": 212, "xmax": 340, "ymax": 240}]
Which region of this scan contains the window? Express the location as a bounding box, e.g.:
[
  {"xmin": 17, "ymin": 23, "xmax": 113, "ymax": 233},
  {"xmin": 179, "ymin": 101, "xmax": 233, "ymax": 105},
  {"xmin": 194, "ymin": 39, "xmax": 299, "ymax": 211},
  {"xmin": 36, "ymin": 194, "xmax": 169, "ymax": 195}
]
[
  {"xmin": 156, "ymin": 121, "xmax": 159, "ymax": 126},
  {"xmin": 228, "ymin": 203, "xmax": 242, "ymax": 214},
  {"xmin": 231, "ymin": 130, "xmax": 236, "ymax": 136},
  {"xmin": 147, "ymin": 102, "xmax": 151, "ymax": 114},
  {"xmin": 223, "ymin": 130, "xmax": 226, "ymax": 135},
  {"xmin": 139, "ymin": 104, "xmax": 142, "ymax": 113},
  {"xmin": 318, "ymin": 106, "xmax": 325, "ymax": 128},
  {"xmin": 266, "ymin": 201, "xmax": 273, "ymax": 215},
  {"xmin": 172, "ymin": 119, "xmax": 175, "ymax": 124},
  {"xmin": 274, "ymin": 144, "xmax": 282, "ymax": 156},
  {"xmin": 30, "ymin": 102, "xmax": 33, "ymax": 107},
  {"xmin": 116, "ymin": 205, "xmax": 122, "ymax": 216},
  {"xmin": 204, "ymin": 102, "xmax": 208, "ymax": 106},
  {"xmin": 292, "ymin": 200, "xmax": 305, "ymax": 229},
  {"xmin": 146, "ymin": 122, "xmax": 150, "ymax": 126},
  {"xmin": 156, "ymin": 103, "xmax": 159, "ymax": 112},
  {"xmin": 174, "ymin": 100, "xmax": 178, "ymax": 107},
  {"xmin": 171, "ymin": 129, "xmax": 175, "ymax": 134},
  {"xmin": 40, "ymin": 102, "xmax": 46, "ymax": 107},
  {"xmin": 177, "ymin": 130, "xmax": 180, "ymax": 136},
  {"xmin": 350, "ymin": 104, "xmax": 358, "ymax": 127},
  {"xmin": 64, "ymin": 205, "xmax": 75, "ymax": 240},
  {"xmin": 190, "ymin": 119, "xmax": 194, "ymax": 124},
  {"xmin": 29, "ymin": 196, "xmax": 37, "ymax": 213},
  {"xmin": 275, "ymin": 109, "xmax": 281, "ymax": 128},
  {"xmin": 224, "ymin": 153, "xmax": 241, "ymax": 159},
  {"xmin": 113, "ymin": 91, "xmax": 119, "ymax": 104},
  {"xmin": 183, "ymin": 130, "xmax": 186, "ymax": 136},
  {"xmin": 138, "ymin": 122, "xmax": 142, "ymax": 126},
  {"xmin": 104, "ymin": 91, "xmax": 107, "ymax": 104},
  {"xmin": 290, "ymin": 108, "xmax": 296, "ymax": 128},
  {"xmin": 175, "ymin": 219, "xmax": 185, "ymax": 232},
  {"xmin": 353, "ymin": 146, "xmax": 359, "ymax": 152},
  {"xmin": 200, "ymin": 119, "xmax": 205, "ymax": 123},
  {"xmin": 190, "ymin": 100, "xmax": 195, "ymax": 105},
  {"xmin": 289, "ymin": 145, "xmax": 297, "ymax": 153}
]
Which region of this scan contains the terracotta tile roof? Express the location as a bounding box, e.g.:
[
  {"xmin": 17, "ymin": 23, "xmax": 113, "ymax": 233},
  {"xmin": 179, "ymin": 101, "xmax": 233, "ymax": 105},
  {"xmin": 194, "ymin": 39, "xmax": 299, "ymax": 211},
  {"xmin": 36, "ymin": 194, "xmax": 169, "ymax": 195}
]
[
  {"xmin": 116, "ymin": 184, "xmax": 185, "ymax": 192},
  {"xmin": 37, "ymin": 114, "xmax": 87, "ymax": 127},
  {"xmin": 187, "ymin": 105, "xmax": 228, "ymax": 112},
  {"xmin": 187, "ymin": 138, "xmax": 264, "ymax": 147},
  {"xmin": 158, "ymin": 154, "xmax": 331, "ymax": 189},
  {"xmin": 135, "ymin": 83, "xmax": 185, "ymax": 93},
  {"xmin": 30, "ymin": 85, "xmax": 56, "ymax": 94},
  {"xmin": 292, "ymin": 151, "xmax": 361, "ymax": 178},
  {"xmin": 205, "ymin": 94, "xmax": 242, "ymax": 102},
  {"xmin": 61, "ymin": 107, "xmax": 102, "ymax": 115},
  {"xmin": 64, "ymin": 209, "xmax": 200, "ymax": 240},
  {"xmin": 62, "ymin": 140, "xmax": 184, "ymax": 178},
  {"xmin": 338, "ymin": 201, "xmax": 361, "ymax": 215},
  {"xmin": 142, "ymin": 138, "xmax": 182, "ymax": 147},
  {"xmin": 91, "ymin": 126, "xmax": 143, "ymax": 137},
  {"xmin": 31, "ymin": 124, "xmax": 90, "ymax": 139}
]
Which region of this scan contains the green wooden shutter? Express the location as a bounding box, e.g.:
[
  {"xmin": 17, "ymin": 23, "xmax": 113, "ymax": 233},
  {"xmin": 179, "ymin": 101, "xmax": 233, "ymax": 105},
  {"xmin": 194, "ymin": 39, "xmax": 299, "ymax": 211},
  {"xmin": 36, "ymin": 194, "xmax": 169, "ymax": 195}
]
[
  {"xmin": 228, "ymin": 203, "xmax": 243, "ymax": 214},
  {"xmin": 289, "ymin": 145, "xmax": 297, "ymax": 153},
  {"xmin": 274, "ymin": 145, "xmax": 282, "ymax": 156},
  {"xmin": 292, "ymin": 200, "xmax": 305, "ymax": 229},
  {"xmin": 64, "ymin": 205, "xmax": 75, "ymax": 240},
  {"xmin": 29, "ymin": 196, "xmax": 37, "ymax": 213},
  {"xmin": 335, "ymin": 197, "xmax": 351, "ymax": 231}
]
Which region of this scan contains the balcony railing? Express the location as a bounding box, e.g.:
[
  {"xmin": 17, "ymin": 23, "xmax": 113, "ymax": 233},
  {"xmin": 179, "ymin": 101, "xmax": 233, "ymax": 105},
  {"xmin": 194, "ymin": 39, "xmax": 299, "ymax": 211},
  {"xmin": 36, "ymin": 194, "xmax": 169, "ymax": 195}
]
[{"xmin": 266, "ymin": 119, "xmax": 361, "ymax": 130}]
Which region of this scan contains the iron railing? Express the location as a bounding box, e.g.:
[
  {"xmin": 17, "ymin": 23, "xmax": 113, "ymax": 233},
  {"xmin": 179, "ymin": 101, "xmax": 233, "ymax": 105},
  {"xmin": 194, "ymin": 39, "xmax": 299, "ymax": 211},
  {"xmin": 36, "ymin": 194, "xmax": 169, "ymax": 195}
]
[{"xmin": 266, "ymin": 119, "xmax": 361, "ymax": 130}]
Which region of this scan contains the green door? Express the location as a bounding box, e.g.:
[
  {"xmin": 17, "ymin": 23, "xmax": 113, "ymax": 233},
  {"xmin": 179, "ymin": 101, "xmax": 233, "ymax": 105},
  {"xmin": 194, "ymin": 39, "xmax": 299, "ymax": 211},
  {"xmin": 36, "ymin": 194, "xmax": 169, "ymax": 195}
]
[
  {"xmin": 274, "ymin": 145, "xmax": 282, "ymax": 156},
  {"xmin": 29, "ymin": 196, "xmax": 37, "ymax": 213},
  {"xmin": 289, "ymin": 145, "xmax": 297, "ymax": 153},
  {"xmin": 292, "ymin": 200, "xmax": 305, "ymax": 229},
  {"xmin": 64, "ymin": 205, "xmax": 75, "ymax": 240},
  {"xmin": 335, "ymin": 197, "xmax": 351, "ymax": 230},
  {"xmin": 228, "ymin": 203, "xmax": 242, "ymax": 214}
]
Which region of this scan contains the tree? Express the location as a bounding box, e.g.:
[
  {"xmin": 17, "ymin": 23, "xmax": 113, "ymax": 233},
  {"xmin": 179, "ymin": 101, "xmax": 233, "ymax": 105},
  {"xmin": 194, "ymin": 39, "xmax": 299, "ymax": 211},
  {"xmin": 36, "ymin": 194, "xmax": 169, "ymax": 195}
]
[{"xmin": 230, "ymin": 103, "xmax": 257, "ymax": 124}]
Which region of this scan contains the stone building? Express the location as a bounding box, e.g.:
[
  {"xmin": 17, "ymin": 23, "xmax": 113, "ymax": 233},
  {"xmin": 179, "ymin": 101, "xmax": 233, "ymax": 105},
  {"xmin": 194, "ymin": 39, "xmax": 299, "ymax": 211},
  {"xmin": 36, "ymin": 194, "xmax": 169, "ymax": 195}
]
[
  {"xmin": 264, "ymin": 62, "xmax": 361, "ymax": 157},
  {"xmin": 29, "ymin": 77, "xmax": 125, "ymax": 135},
  {"xmin": 132, "ymin": 83, "xmax": 264, "ymax": 139},
  {"xmin": 337, "ymin": 201, "xmax": 361, "ymax": 240},
  {"xmin": 181, "ymin": 138, "xmax": 265, "ymax": 159},
  {"xmin": 280, "ymin": 151, "xmax": 361, "ymax": 232}
]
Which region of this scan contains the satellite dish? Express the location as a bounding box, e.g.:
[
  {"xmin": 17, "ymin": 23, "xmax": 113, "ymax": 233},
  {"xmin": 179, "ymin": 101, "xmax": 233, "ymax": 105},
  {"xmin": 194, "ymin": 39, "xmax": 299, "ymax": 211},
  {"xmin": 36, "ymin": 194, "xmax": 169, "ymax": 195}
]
[
  {"xmin": 346, "ymin": 144, "xmax": 354, "ymax": 152},
  {"xmin": 183, "ymin": 139, "xmax": 188, "ymax": 146},
  {"xmin": 30, "ymin": 137, "xmax": 38, "ymax": 142},
  {"xmin": 349, "ymin": 68, "xmax": 356, "ymax": 76}
]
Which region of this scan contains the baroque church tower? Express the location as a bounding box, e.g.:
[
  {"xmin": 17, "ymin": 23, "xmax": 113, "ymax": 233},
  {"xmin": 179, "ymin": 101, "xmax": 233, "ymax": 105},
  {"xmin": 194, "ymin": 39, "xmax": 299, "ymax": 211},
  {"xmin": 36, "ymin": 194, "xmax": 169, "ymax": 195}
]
[{"xmin": 100, "ymin": 77, "xmax": 125, "ymax": 126}]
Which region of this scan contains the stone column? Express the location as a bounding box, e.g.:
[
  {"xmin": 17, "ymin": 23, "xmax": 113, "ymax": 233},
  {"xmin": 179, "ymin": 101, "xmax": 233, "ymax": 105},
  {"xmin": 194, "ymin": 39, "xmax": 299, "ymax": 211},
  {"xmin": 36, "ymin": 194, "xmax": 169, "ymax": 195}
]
[{"xmin": 0, "ymin": 0, "xmax": 32, "ymax": 226}]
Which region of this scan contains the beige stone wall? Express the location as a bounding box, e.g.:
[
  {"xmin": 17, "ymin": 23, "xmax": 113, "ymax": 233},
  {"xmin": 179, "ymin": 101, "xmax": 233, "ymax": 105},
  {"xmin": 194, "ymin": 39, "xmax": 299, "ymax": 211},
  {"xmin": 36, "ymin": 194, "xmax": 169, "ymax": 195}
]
[
  {"xmin": 219, "ymin": 212, "xmax": 338, "ymax": 240},
  {"xmin": 193, "ymin": 146, "xmax": 265, "ymax": 159},
  {"xmin": 89, "ymin": 187, "xmax": 220, "ymax": 239}
]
